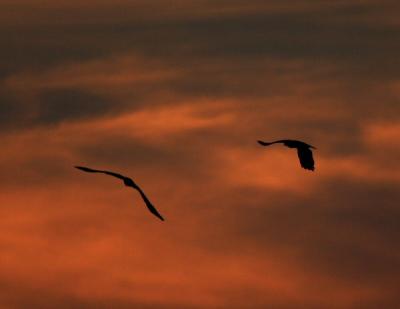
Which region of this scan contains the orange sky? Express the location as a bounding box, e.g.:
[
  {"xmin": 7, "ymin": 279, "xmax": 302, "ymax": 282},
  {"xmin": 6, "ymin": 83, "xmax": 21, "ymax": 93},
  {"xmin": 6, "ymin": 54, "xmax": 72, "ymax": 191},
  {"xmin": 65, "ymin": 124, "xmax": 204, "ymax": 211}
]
[{"xmin": 1, "ymin": 1, "xmax": 399, "ymax": 308}]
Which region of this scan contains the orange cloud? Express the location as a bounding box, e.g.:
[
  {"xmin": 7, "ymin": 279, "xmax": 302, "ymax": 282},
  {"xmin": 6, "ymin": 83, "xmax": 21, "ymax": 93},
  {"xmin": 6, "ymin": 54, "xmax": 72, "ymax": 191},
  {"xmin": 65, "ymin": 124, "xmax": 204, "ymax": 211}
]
[{"xmin": 1, "ymin": 1, "xmax": 400, "ymax": 307}]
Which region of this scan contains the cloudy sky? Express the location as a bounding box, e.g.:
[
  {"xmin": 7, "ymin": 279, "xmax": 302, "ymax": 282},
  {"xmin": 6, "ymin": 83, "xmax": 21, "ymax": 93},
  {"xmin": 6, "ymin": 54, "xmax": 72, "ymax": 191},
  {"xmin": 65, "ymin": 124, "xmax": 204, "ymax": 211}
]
[{"xmin": 1, "ymin": 1, "xmax": 399, "ymax": 308}]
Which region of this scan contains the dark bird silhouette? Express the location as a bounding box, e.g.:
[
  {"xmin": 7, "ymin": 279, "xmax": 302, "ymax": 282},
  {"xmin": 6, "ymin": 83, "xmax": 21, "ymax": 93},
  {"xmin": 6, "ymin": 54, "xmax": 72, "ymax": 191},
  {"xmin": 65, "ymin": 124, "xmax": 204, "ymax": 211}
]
[
  {"xmin": 75, "ymin": 166, "xmax": 164, "ymax": 221},
  {"xmin": 257, "ymin": 139, "xmax": 316, "ymax": 171}
]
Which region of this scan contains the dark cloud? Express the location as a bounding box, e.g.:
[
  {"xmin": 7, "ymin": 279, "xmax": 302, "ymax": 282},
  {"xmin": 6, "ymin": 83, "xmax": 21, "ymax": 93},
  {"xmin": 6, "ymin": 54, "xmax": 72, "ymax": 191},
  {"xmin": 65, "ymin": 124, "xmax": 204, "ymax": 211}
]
[
  {"xmin": 206, "ymin": 178, "xmax": 400, "ymax": 288},
  {"xmin": 0, "ymin": 88, "xmax": 121, "ymax": 133},
  {"xmin": 36, "ymin": 89, "xmax": 116, "ymax": 124},
  {"xmin": 0, "ymin": 91, "xmax": 25, "ymax": 131},
  {"xmin": 1, "ymin": 0, "xmax": 399, "ymax": 133},
  {"xmin": 0, "ymin": 1, "xmax": 399, "ymax": 308},
  {"xmin": 0, "ymin": 279, "xmax": 201, "ymax": 309},
  {"xmin": 1, "ymin": 0, "xmax": 399, "ymax": 79}
]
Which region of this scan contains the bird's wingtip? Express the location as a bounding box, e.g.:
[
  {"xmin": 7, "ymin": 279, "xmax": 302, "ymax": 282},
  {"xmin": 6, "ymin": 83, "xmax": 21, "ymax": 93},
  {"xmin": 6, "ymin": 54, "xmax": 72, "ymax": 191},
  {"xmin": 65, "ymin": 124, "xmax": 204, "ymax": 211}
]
[
  {"xmin": 156, "ymin": 214, "xmax": 165, "ymax": 221},
  {"xmin": 75, "ymin": 165, "xmax": 87, "ymax": 170},
  {"xmin": 75, "ymin": 166, "xmax": 94, "ymax": 172}
]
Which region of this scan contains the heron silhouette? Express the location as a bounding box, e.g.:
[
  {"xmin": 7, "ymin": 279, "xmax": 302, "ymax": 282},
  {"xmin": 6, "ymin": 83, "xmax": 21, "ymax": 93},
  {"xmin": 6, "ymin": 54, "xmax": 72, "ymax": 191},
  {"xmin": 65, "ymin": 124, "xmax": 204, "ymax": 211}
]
[
  {"xmin": 75, "ymin": 166, "xmax": 164, "ymax": 221},
  {"xmin": 257, "ymin": 139, "xmax": 316, "ymax": 171}
]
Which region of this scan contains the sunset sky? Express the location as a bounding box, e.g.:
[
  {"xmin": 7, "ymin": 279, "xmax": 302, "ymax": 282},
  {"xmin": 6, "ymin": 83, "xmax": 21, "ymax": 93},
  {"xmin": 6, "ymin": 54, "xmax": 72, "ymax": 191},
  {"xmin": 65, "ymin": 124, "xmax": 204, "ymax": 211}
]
[{"xmin": 1, "ymin": 1, "xmax": 399, "ymax": 308}]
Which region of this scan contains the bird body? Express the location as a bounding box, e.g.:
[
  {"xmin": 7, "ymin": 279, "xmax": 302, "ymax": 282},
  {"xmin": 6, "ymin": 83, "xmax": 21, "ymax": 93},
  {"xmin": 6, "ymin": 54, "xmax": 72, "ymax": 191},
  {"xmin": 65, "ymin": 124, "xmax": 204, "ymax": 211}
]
[
  {"xmin": 257, "ymin": 139, "xmax": 316, "ymax": 171},
  {"xmin": 75, "ymin": 166, "xmax": 164, "ymax": 221}
]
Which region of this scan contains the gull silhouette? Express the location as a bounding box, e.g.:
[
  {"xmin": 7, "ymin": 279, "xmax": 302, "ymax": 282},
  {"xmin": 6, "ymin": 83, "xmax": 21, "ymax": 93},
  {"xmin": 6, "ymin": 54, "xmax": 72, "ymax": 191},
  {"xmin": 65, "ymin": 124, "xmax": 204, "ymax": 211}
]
[
  {"xmin": 75, "ymin": 166, "xmax": 164, "ymax": 221},
  {"xmin": 257, "ymin": 139, "xmax": 316, "ymax": 171}
]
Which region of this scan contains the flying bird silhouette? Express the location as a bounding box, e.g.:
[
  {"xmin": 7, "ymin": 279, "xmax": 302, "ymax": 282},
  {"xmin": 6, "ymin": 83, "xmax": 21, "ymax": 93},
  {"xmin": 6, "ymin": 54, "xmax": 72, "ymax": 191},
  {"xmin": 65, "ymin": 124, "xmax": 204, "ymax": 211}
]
[
  {"xmin": 257, "ymin": 139, "xmax": 316, "ymax": 171},
  {"xmin": 75, "ymin": 166, "xmax": 164, "ymax": 221}
]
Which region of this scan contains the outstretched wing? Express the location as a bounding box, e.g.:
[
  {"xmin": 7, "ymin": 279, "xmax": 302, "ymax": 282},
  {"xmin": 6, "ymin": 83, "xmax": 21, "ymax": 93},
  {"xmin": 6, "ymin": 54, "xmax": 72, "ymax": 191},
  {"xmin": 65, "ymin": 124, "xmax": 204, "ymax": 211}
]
[
  {"xmin": 257, "ymin": 140, "xmax": 269, "ymax": 146},
  {"xmin": 75, "ymin": 166, "xmax": 125, "ymax": 180},
  {"xmin": 75, "ymin": 166, "xmax": 164, "ymax": 221},
  {"xmin": 134, "ymin": 186, "xmax": 165, "ymax": 221},
  {"xmin": 257, "ymin": 140, "xmax": 280, "ymax": 146},
  {"xmin": 296, "ymin": 147, "xmax": 315, "ymax": 171}
]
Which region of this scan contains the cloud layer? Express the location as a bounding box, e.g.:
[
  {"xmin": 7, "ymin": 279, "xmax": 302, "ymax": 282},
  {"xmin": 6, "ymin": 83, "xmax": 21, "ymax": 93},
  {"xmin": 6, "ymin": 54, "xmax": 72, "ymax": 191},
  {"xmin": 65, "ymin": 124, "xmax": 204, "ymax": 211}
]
[{"xmin": 1, "ymin": 1, "xmax": 399, "ymax": 308}]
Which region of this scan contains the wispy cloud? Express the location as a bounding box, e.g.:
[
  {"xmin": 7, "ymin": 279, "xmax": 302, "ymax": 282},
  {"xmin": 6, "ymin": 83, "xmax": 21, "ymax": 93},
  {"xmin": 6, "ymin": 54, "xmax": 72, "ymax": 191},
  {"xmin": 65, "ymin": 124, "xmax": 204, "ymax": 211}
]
[{"xmin": 1, "ymin": 1, "xmax": 399, "ymax": 308}]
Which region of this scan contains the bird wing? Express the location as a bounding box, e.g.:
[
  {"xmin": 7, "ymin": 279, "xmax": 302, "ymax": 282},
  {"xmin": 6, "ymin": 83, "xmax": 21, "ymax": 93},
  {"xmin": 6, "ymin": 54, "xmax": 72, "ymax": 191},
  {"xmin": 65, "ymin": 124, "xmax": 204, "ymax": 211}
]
[
  {"xmin": 258, "ymin": 140, "xmax": 280, "ymax": 146},
  {"xmin": 296, "ymin": 147, "xmax": 315, "ymax": 171},
  {"xmin": 120, "ymin": 176, "xmax": 165, "ymax": 221},
  {"xmin": 120, "ymin": 179, "xmax": 165, "ymax": 221},
  {"xmin": 134, "ymin": 186, "xmax": 165, "ymax": 221},
  {"xmin": 75, "ymin": 166, "xmax": 125, "ymax": 180},
  {"xmin": 75, "ymin": 166, "xmax": 164, "ymax": 221}
]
